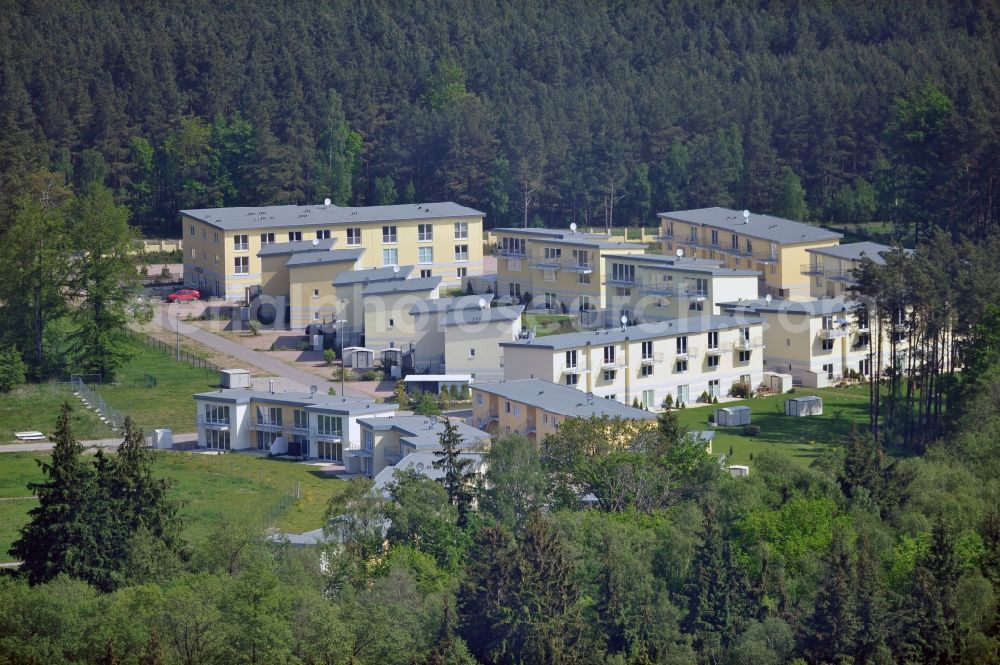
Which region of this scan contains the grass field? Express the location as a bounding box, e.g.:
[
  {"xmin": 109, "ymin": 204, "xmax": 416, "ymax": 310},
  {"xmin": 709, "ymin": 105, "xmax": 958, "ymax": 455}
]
[
  {"xmin": 0, "ymin": 451, "xmax": 349, "ymax": 563},
  {"xmin": 522, "ymin": 312, "xmax": 578, "ymax": 337},
  {"xmin": 0, "ymin": 340, "xmax": 220, "ymax": 443},
  {"xmin": 673, "ymin": 385, "xmax": 870, "ymax": 466}
]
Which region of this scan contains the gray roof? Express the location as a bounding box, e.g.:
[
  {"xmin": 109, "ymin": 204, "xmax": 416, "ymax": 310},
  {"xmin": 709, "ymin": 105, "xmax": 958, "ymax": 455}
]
[
  {"xmin": 605, "ymin": 253, "xmax": 760, "ymax": 277},
  {"xmin": 358, "ymin": 415, "xmax": 490, "ymax": 449},
  {"xmin": 362, "ymin": 276, "xmax": 442, "ymax": 296},
  {"xmin": 442, "ymin": 305, "xmax": 524, "ymax": 327},
  {"xmin": 193, "ymin": 389, "xmax": 396, "ymax": 414},
  {"xmin": 333, "ymin": 265, "xmax": 414, "ymax": 286},
  {"xmin": 718, "ymin": 296, "xmax": 856, "ymax": 317},
  {"xmin": 409, "ymin": 294, "xmax": 494, "ymax": 316},
  {"xmin": 372, "ymin": 451, "xmax": 485, "ymax": 493},
  {"xmin": 285, "ymin": 248, "xmax": 365, "ymax": 268},
  {"xmin": 257, "ymin": 238, "xmax": 337, "ymax": 257},
  {"xmin": 182, "ymin": 202, "xmax": 484, "ymax": 231},
  {"xmin": 500, "ymin": 315, "xmax": 763, "ymax": 351},
  {"xmin": 472, "ymin": 379, "xmax": 659, "ymax": 420},
  {"xmin": 658, "ymin": 207, "xmax": 842, "ymax": 244},
  {"xmin": 805, "ymin": 241, "xmax": 895, "ymax": 265},
  {"xmin": 493, "ymin": 227, "xmax": 647, "ymax": 251}
]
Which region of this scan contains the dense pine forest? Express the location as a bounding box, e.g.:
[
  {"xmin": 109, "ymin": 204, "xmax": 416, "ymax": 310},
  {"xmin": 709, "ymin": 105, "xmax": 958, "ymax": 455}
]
[{"xmin": 1, "ymin": 0, "xmax": 998, "ymax": 240}]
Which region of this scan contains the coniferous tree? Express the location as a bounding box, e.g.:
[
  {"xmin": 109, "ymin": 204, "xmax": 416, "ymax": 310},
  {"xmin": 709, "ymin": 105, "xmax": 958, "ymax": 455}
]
[
  {"xmin": 140, "ymin": 627, "xmax": 166, "ymax": 665},
  {"xmin": 800, "ymin": 529, "xmax": 859, "ymax": 665},
  {"xmin": 683, "ymin": 505, "xmax": 733, "ymax": 662},
  {"xmin": 432, "ymin": 417, "xmax": 474, "ymax": 525},
  {"xmin": 854, "ymin": 534, "xmax": 888, "ymax": 665}
]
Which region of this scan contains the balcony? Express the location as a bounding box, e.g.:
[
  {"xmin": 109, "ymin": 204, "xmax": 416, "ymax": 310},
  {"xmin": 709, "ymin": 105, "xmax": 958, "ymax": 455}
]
[
  {"xmin": 197, "ymin": 417, "xmax": 231, "ymax": 429},
  {"xmin": 801, "ymin": 263, "xmax": 825, "ymax": 276},
  {"xmin": 496, "ymin": 246, "xmax": 526, "ymax": 258},
  {"xmin": 252, "ymin": 419, "xmax": 283, "ymax": 432},
  {"xmin": 705, "ymin": 345, "xmax": 726, "ymax": 356},
  {"xmin": 525, "ymin": 417, "xmax": 537, "ymax": 434},
  {"xmin": 639, "ymin": 281, "xmax": 674, "ymax": 296},
  {"xmin": 564, "ymin": 260, "xmax": 593, "ymax": 274},
  {"xmin": 560, "ymin": 360, "xmax": 589, "ymax": 374},
  {"xmin": 639, "ymin": 352, "xmax": 664, "ymax": 365},
  {"xmin": 680, "ymin": 288, "xmax": 708, "ymax": 300},
  {"xmin": 754, "ymin": 251, "xmax": 779, "ymax": 264},
  {"xmin": 827, "ymin": 269, "xmax": 854, "ymax": 282},
  {"xmin": 311, "ymin": 428, "xmax": 343, "ymax": 442},
  {"xmin": 675, "ymin": 346, "xmax": 700, "ymax": 360},
  {"xmin": 529, "ymin": 255, "xmax": 563, "ymax": 270},
  {"xmin": 607, "ymin": 275, "xmax": 638, "ymax": 287},
  {"xmin": 601, "ymin": 357, "xmax": 626, "ymax": 369},
  {"xmin": 659, "ymin": 231, "xmax": 674, "ymax": 240},
  {"xmin": 818, "ymin": 328, "xmax": 850, "ymax": 340},
  {"xmin": 734, "ymin": 336, "xmax": 765, "ymax": 350},
  {"xmin": 384, "ymin": 451, "xmax": 405, "ymax": 466}
]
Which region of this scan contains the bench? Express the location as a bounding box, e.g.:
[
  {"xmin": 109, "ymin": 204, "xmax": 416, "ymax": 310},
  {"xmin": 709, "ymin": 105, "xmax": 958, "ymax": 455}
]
[{"xmin": 13, "ymin": 431, "xmax": 47, "ymax": 442}]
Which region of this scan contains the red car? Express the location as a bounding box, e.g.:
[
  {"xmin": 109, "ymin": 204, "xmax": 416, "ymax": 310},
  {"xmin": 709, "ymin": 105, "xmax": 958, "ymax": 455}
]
[{"xmin": 167, "ymin": 289, "xmax": 200, "ymax": 302}]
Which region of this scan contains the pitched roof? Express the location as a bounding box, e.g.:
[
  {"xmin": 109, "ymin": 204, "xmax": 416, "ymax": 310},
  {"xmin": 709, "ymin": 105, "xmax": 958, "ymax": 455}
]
[
  {"xmin": 286, "ymin": 248, "xmax": 365, "ymax": 268},
  {"xmin": 362, "ymin": 276, "xmax": 442, "ymax": 296},
  {"xmin": 472, "ymin": 379, "xmax": 658, "ymax": 420},
  {"xmin": 182, "ymin": 202, "xmax": 484, "ymax": 231},
  {"xmin": 257, "ymin": 238, "xmax": 336, "ymax": 257},
  {"xmin": 358, "ymin": 415, "xmax": 491, "ymax": 449},
  {"xmin": 658, "ymin": 207, "xmax": 842, "ymax": 244},
  {"xmin": 333, "ymin": 265, "xmax": 414, "ymax": 286},
  {"xmin": 500, "ymin": 315, "xmax": 763, "ymax": 351},
  {"xmin": 805, "ymin": 241, "xmax": 896, "ymax": 265}
]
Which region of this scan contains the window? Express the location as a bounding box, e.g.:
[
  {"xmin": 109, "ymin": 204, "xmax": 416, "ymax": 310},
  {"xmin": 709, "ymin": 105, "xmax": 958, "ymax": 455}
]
[
  {"xmin": 457, "ymin": 267, "xmax": 467, "ymax": 278},
  {"xmin": 675, "ymin": 360, "xmax": 688, "ymax": 373},
  {"xmin": 288, "ymin": 231, "xmax": 302, "ymax": 242},
  {"xmin": 505, "ymin": 400, "xmax": 512, "ymax": 414},
  {"xmin": 824, "ymin": 363, "xmax": 835, "ymax": 380},
  {"xmin": 641, "ymin": 341, "xmax": 653, "ymax": 360},
  {"xmin": 708, "ymin": 379, "xmax": 720, "ymax": 399},
  {"xmin": 314, "ymin": 312, "xmax": 320, "ymax": 320},
  {"xmin": 257, "ymin": 407, "xmax": 282, "ymax": 426},
  {"xmin": 676, "ymin": 336, "xmax": 688, "ymax": 355},
  {"xmin": 317, "ymin": 414, "xmax": 342, "ymax": 438},
  {"xmin": 731, "ymin": 233, "xmax": 738, "ymax": 250},
  {"xmin": 476, "ymin": 393, "xmax": 484, "ymax": 406},
  {"xmin": 214, "ymin": 232, "xmax": 219, "ymax": 244},
  {"xmin": 418, "ymin": 223, "xmax": 433, "ymax": 241},
  {"xmin": 707, "ymin": 355, "xmax": 719, "ymax": 368},
  {"xmin": 202, "ymin": 228, "xmax": 206, "ymax": 240},
  {"xmin": 738, "ymin": 350, "xmax": 751, "ymax": 363},
  {"xmin": 689, "ymin": 227, "xmax": 698, "ymax": 242},
  {"xmin": 640, "ymin": 364, "xmax": 653, "ymax": 377},
  {"xmin": 233, "ymin": 235, "xmax": 248, "ymax": 251},
  {"xmin": 770, "ymin": 263, "xmax": 777, "ymax": 276},
  {"xmin": 746, "ymin": 239, "xmax": 753, "ymax": 255},
  {"xmin": 509, "ymin": 283, "xmax": 522, "ymax": 298},
  {"xmin": 214, "ymin": 254, "xmax": 219, "ymax": 265},
  {"xmin": 642, "ymin": 389, "xmax": 655, "ymax": 409},
  {"xmin": 615, "ymin": 287, "xmax": 631, "ymax": 297},
  {"xmin": 572, "ymin": 249, "xmax": 591, "ymax": 269},
  {"xmin": 606, "ymin": 395, "xmax": 617, "ymax": 402},
  {"xmin": 293, "ymin": 409, "xmax": 308, "ymax": 430},
  {"xmin": 508, "ymin": 258, "xmax": 521, "ymax": 271},
  {"xmin": 234, "ymin": 257, "xmax": 249, "ymax": 275},
  {"xmin": 454, "ymin": 221, "xmax": 468, "ymax": 239},
  {"xmin": 542, "ymin": 268, "xmax": 557, "ymax": 282},
  {"xmin": 603, "ymin": 345, "xmax": 616, "ymax": 365},
  {"xmin": 821, "ymin": 338, "xmax": 834, "ymax": 351},
  {"xmin": 565, "ymin": 350, "xmax": 578, "ymax": 369},
  {"xmin": 317, "ymin": 439, "xmax": 342, "ymax": 461},
  {"xmin": 689, "ymin": 301, "xmax": 704, "ymax": 311},
  {"xmin": 578, "ymin": 272, "xmax": 591, "ymax": 285},
  {"xmin": 455, "ymin": 244, "xmax": 469, "ymax": 262},
  {"xmin": 256, "ymin": 431, "xmax": 278, "ymax": 451},
  {"xmin": 420, "ymin": 269, "xmax": 433, "ymax": 278},
  {"xmin": 347, "ymin": 228, "xmax": 362, "ymax": 245},
  {"xmin": 204, "ymin": 404, "xmax": 230, "ymax": 424},
  {"xmin": 419, "ymin": 247, "xmax": 434, "ymax": 264},
  {"xmin": 316, "ymin": 229, "xmax": 331, "ymax": 239},
  {"xmin": 190, "ymin": 248, "xmax": 197, "ymax": 260},
  {"xmin": 579, "ymin": 296, "xmax": 593, "ymax": 311},
  {"xmin": 189, "ymin": 225, "xmax": 195, "ymax": 237},
  {"xmin": 710, "ymin": 229, "xmax": 719, "ymax": 246},
  {"xmin": 543, "ymin": 247, "xmax": 562, "ymax": 261},
  {"xmin": 611, "ymin": 263, "xmax": 635, "ymax": 283},
  {"xmin": 469, "ymin": 348, "xmax": 476, "ymax": 358},
  {"xmin": 500, "ymin": 237, "xmax": 525, "ymax": 255},
  {"xmin": 856, "ymin": 333, "xmax": 871, "ymax": 348},
  {"xmin": 544, "ymin": 292, "xmax": 558, "ymax": 309},
  {"xmin": 603, "ymin": 369, "xmax": 616, "ymax": 382},
  {"xmin": 206, "ymin": 429, "xmax": 231, "ymax": 450},
  {"xmin": 382, "ymin": 225, "xmax": 397, "ymax": 243},
  {"xmin": 677, "ymin": 385, "xmax": 689, "ymax": 405},
  {"xmin": 388, "ymin": 318, "xmax": 395, "ymax": 327},
  {"xmin": 313, "ymin": 289, "xmax": 320, "ymax": 297},
  {"xmin": 707, "ymin": 331, "xmax": 719, "ymax": 350},
  {"xmin": 260, "ymin": 232, "xmax": 274, "ymax": 245},
  {"xmin": 383, "ymin": 248, "xmax": 398, "ymax": 266}
]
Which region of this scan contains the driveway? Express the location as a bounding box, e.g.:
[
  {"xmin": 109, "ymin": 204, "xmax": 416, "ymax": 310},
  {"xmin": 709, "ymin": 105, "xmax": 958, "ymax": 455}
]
[
  {"xmin": 142, "ymin": 303, "xmax": 372, "ymax": 400},
  {"xmin": 0, "ymin": 433, "xmax": 198, "ymax": 454}
]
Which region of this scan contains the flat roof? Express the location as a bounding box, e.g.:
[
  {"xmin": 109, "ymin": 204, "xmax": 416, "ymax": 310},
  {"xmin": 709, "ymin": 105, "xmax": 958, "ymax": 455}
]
[
  {"xmin": 409, "ymin": 294, "xmax": 494, "ymax": 315},
  {"xmin": 605, "ymin": 253, "xmax": 760, "ymax": 277},
  {"xmin": 362, "ymin": 276, "xmax": 442, "ymax": 296},
  {"xmin": 193, "ymin": 389, "xmax": 396, "ymax": 414},
  {"xmin": 492, "ymin": 227, "xmax": 647, "ymax": 251},
  {"xmin": 442, "ymin": 305, "xmax": 524, "ymax": 326},
  {"xmin": 472, "ymin": 379, "xmax": 658, "ymax": 420},
  {"xmin": 358, "ymin": 415, "xmax": 490, "ymax": 449},
  {"xmin": 718, "ymin": 296, "xmax": 855, "ymax": 317},
  {"xmin": 805, "ymin": 241, "xmax": 896, "ymax": 265},
  {"xmin": 182, "ymin": 202, "xmax": 484, "ymax": 231},
  {"xmin": 403, "ymin": 374, "xmax": 473, "ymax": 382},
  {"xmin": 286, "ymin": 248, "xmax": 365, "ymax": 267},
  {"xmin": 658, "ymin": 207, "xmax": 842, "ymax": 244},
  {"xmin": 333, "ymin": 265, "xmax": 414, "ymax": 286},
  {"xmin": 501, "ymin": 315, "xmax": 763, "ymax": 351},
  {"xmin": 257, "ymin": 238, "xmax": 337, "ymax": 257}
]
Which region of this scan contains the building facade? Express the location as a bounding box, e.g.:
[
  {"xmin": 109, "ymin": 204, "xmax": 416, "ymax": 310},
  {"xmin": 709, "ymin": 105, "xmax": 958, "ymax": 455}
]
[
  {"xmin": 356, "ymin": 415, "xmax": 491, "ymax": 478},
  {"xmin": 801, "ymin": 241, "xmax": 896, "ymax": 299}
]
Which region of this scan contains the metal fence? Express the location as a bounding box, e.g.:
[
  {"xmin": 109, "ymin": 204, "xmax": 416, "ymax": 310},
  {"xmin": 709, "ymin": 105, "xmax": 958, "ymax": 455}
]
[
  {"xmin": 262, "ymin": 483, "xmax": 302, "ymax": 532},
  {"xmin": 133, "ymin": 332, "xmax": 221, "ymax": 373},
  {"xmin": 71, "ymin": 375, "xmax": 127, "ymax": 432}
]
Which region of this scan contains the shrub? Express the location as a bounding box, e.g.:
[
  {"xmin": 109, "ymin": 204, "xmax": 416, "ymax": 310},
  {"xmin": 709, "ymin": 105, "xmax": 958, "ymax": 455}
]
[
  {"xmin": 459, "ymin": 384, "xmax": 471, "ymax": 401},
  {"xmin": 361, "ymin": 369, "xmax": 384, "ymax": 381},
  {"xmin": 712, "ymin": 396, "xmax": 719, "ymax": 404},
  {"xmin": 707, "ymin": 413, "xmax": 715, "ymax": 424},
  {"xmin": 0, "ymin": 347, "xmax": 26, "ymax": 392},
  {"xmin": 743, "ymin": 424, "xmax": 761, "ymax": 436},
  {"xmin": 698, "ymin": 390, "xmax": 710, "ymax": 403},
  {"xmin": 662, "ymin": 394, "xmax": 674, "ymax": 409},
  {"xmin": 729, "ymin": 382, "xmax": 751, "ymax": 399},
  {"xmin": 323, "ymin": 349, "xmax": 336, "ymax": 366}
]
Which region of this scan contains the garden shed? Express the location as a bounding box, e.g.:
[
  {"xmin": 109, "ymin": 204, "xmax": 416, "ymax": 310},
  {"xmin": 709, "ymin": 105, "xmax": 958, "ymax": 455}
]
[
  {"xmin": 715, "ymin": 405, "xmax": 751, "ymax": 426},
  {"xmin": 785, "ymin": 395, "xmax": 823, "ymax": 417},
  {"xmin": 342, "ymin": 347, "xmax": 375, "ymax": 369}
]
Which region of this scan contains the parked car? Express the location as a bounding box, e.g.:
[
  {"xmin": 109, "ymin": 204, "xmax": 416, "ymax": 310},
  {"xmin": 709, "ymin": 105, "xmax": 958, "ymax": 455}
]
[{"xmin": 166, "ymin": 288, "xmax": 200, "ymax": 302}]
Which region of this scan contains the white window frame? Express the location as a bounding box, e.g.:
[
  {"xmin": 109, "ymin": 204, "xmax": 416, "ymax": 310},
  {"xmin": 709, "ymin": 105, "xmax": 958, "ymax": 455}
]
[
  {"xmin": 233, "ymin": 234, "xmax": 249, "ymax": 252},
  {"xmin": 347, "ymin": 228, "xmax": 362, "ymax": 245},
  {"xmin": 418, "ymin": 223, "xmax": 433, "ymax": 241},
  {"xmin": 454, "ymin": 221, "xmax": 468, "ymax": 240},
  {"xmin": 288, "ymin": 231, "xmax": 302, "ymax": 242},
  {"xmin": 383, "ymin": 248, "xmax": 399, "ymax": 266},
  {"xmin": 418, "ymin": 247, "xmax": 434, "ymax": 264},
  {"xmin": 455, "ymin": 244, "xmax": 469, "ymax": 262},
  {"xmin": 234, "ymin": 257, "xmax": 249, "ymax": 275},
  {"xmin": 382, "ymin": 225, "xmax": 398, "ymax": 243}
]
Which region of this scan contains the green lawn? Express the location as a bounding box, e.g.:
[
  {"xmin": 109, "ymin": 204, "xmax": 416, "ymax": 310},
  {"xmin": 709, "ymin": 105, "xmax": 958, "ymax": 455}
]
[
  {"xmin": 0, "ymin": 384, "xmax": 114, "ymax": 443},
  {"xmin": 674, "ymin": 386, "xmax": 871, "ymax": 467},
  {"xmin": 0, "ymin": 451, "xmax": 349, "ymax": 562},
  {"xmin": 522, "ymin": 312, "xmax": 578, "ymax": 337}
]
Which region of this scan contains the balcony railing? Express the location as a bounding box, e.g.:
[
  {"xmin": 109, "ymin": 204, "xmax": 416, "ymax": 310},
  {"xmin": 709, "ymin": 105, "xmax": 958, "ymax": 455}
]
[
  {"xmin": 827, "ymin": 269, "xmax": 854, "ymax": 282},
  {"xmin": 705, "ymin": 345, "xmax": 726, "ymax": 356},
  {"xmin": 680, "ymin": 288, "xmax": 708, "ymax": 300},
  {"xmin": 659, "ymin": 231, "xmax": 674, "ymax": 240},
  {"xmin": 601, "ymin": 357, "xmax": 626, "ymax": 369},
  {"xmin": 818, "ymin": 328, "xmax": 850, "ymax": 340},
  {"xmin": 675, "ymin": 346, "xmax": 700, "ymax": 359},
  {"xmin": 384, "ymin": 451, "xmax": 405, "ymax": 466},
  {"xmin": 525, "ymin": 417, "xmax": 537, "ymax": 434},
  {"xmin": 252, "ymin": 419, "xmax": 283, "ymax": 431},
  {"xmin": 497, "ymin": 246, "xmax": 526, "ymax": 258},
  {"xmin": 639, "ymin": 352, "xmax": 664, "ymax": 365},
  {"xmin": 800, "ymin": 263, "xmax": 825, "ymax": 276},
  {"xmin": 734, "ymin": 336, "xmax": 765, "ymax": 350},
  {"xmin": 754, "ymin": 251, "xmax": 779, "ymax": 264},
  {"xmin": 607, "ymin": 275, "xmax": 638, "ymax": 287},
  {"xmin": 560, "ymin": 360, "xmax": 589, "ymax": 374},
  {"xmin": 197, "ymin": 417, "xmax": 231, "ymax": 428},
  {"xmin": 311, "ymin": 428, "xmax": 343, "ymax": 441},
  {"xmin": 639, "ymin": 281, "xmax": 674, "ymax": 296},
  {"xmin": 529, "ymin": 255, "xmax": 563, "ymax": 269}
]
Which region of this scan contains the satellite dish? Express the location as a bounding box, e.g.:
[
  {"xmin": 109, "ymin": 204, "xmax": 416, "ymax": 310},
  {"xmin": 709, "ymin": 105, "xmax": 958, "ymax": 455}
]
[
  {"xmin": 765, "ymin": 294, "xmax": 772, "ymax": 304},
  {"xmin": 309, "ymin": 385, "xmax": 318, "ymax": 396},
  {"xmin": 393, "ymin": 265, "xmax": 400, "ymax": 274},
  {"xmin": 312, "ymin": 238, "xmax": 319, "ymax": 246},
  {"xmin": 676, "ymin": 248, "xmax": 684, "ymax": 257},
  {"xmin": 570, "ymin": 222, "xmax": 577, "ymax": 232},
  {"xmin": 620, "ymin": 315, "xmax": 629, "ymax": 325},
  {"xmin": 743, "ymin": 209, "xmax": 750, "ymax": 218},
  {"xmin": 478, "ymin": 298, "xmax": 487, "ymax": 309},
  {"xmin": 323, "ymin": 198, "xmax": 332, "ymax": 206}
]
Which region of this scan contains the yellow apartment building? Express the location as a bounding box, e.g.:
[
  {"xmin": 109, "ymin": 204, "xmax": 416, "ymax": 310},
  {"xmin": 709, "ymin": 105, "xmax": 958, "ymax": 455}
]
[
  {"xmin": 801, "ymin": 241, "xmax": 899, "ymax": 299},
  {"xmin": 491, "ymin": 228, "xmax": 647, "ymax": 312},
  {"xmin": 718, "ymin": 296, "xmax": 904, "ymax": 388},
  {"xmin": 500, "ymin": 315, "xmax": 766, "ymax": 409},
  {"xmin": 181, "ymin": 202, "xmax": 484, "ymax": 301},
  {"xmin": 469, "ymin": 378, "xmax": 658, "ymax": 445},
  {"xmin": 599, "ymin": 253, "xmax": 760, "ymax": 324},
  {"xmin": 361, "ymin": 276, "xmax": 442, "ymax": 350},
  {"xmin": 333, "ymin": 266, "xmax": 414, "ymax": 336},
  {"xmin": 659, "ymin": 207, "xmax": 842, "ymax": 300}
]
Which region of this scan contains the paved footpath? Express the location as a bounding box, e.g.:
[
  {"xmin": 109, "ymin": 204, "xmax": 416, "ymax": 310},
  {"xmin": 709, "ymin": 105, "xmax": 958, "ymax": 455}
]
[
  {"xmin": 142, "ymin": 305, "xmax": 370, "ymax": 400},
  {"xmin": 0, "ymin": 433, "xmax": 199, "ymax": 454}
]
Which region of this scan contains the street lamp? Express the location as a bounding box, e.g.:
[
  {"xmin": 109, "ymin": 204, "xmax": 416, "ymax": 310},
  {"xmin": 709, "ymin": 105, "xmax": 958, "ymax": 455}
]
[{"xmin": 336, "ymin": 319, "xmax": 348, "ymax": 396}]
